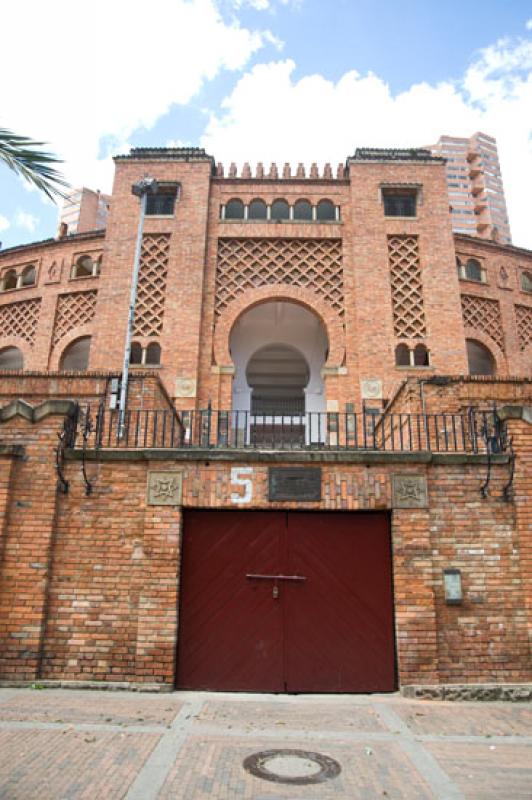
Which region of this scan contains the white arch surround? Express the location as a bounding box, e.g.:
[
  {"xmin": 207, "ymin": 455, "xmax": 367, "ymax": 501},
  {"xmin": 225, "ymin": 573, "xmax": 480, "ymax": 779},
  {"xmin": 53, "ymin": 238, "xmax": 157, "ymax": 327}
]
[{"xmin": 230, "ymin": 300, "xmax": 328, "ymax": 415}]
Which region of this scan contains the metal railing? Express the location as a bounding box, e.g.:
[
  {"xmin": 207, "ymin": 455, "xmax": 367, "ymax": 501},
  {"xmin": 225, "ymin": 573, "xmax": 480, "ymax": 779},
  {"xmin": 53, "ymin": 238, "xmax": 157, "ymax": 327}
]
[{"xmin": 71, "ymin": 406, "xmax": 507, "ymax": 455}]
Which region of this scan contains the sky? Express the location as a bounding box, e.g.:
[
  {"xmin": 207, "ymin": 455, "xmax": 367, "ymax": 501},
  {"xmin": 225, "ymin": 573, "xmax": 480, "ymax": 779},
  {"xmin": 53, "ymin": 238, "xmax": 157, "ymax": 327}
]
[{"xmin": 0, "ymin": 0, "xmax": 531, "ymax": 249}]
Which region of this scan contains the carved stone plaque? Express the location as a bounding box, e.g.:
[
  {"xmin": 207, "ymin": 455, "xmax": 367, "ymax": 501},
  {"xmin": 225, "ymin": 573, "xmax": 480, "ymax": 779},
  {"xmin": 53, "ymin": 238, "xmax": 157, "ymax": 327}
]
[
  {"xmin": 175, "ymin": 378, "xmax": 196, "ymax": 398},
  {"xmin": 44, "ymin": 259, "xmax": 62, "ymax": 284},
  {"xmin": 147, "ymin": 471, "xmax": 183, "ymax": 505},
  {"xmin": 360, "ymin": 378, "xmax": 383, "ymax": 400},
  {"xmin": 392, "ymin": 474, "xmax": 428, "ymax": 508},
  {"xmin": 269, "ymin": 467, "xmax": 321, "ymax": 502}
]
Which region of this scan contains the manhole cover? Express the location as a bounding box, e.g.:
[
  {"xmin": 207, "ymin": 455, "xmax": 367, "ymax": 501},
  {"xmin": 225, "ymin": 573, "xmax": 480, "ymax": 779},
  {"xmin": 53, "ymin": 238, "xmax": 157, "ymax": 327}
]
[{"xmin": 243, "ymin": 748, "xmax": 341, "ymax": 785}]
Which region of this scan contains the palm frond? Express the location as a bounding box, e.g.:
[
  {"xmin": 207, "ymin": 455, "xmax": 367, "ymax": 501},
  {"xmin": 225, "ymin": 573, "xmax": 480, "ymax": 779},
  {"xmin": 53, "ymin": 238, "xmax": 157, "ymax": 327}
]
[{"xmin": 0, "ymin": 128, "xmax": 69, "ymax": 201}]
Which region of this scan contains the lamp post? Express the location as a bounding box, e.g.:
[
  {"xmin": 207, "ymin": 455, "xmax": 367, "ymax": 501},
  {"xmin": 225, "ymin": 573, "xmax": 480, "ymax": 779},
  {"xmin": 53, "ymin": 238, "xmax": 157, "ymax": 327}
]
[{"xmin": 118, "ymin": 177, "xmax": 158, "ymax": 437}]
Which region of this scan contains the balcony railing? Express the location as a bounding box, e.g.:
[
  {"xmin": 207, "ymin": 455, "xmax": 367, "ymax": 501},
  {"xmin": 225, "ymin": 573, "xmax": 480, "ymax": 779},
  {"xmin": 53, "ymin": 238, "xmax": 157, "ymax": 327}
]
[{"xmin": 71, "ymin": 406, "xmax": 507, "ymax": 455}]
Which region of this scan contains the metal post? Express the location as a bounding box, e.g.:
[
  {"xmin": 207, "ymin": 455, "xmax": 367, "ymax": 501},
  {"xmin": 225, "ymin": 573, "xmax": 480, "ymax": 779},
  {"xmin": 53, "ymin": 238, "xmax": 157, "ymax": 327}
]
[{"xmin": 118, "ymin": 178, "xmax": 158, "ymax": 437}]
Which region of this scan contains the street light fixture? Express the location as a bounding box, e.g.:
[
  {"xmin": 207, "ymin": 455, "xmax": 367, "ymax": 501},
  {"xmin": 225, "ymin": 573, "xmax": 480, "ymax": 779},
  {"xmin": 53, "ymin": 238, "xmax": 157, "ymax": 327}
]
[{"xmin": 118, "ymin": 177, "xmax": 159, "ymax": 436}]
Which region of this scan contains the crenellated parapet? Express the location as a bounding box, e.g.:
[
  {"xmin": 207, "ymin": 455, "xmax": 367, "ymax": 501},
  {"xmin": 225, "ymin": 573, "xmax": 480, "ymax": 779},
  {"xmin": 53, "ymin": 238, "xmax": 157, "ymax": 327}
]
[{"xmin": 215, "ymin": 161, "xmax": 347, "ymax": 180}]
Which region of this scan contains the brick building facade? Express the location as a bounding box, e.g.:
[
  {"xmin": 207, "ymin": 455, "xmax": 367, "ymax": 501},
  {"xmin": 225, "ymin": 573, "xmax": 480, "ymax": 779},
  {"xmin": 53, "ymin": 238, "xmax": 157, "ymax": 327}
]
[{"xmin": 0, "ymin": 147, "xmax": 530, "ymax": 692}]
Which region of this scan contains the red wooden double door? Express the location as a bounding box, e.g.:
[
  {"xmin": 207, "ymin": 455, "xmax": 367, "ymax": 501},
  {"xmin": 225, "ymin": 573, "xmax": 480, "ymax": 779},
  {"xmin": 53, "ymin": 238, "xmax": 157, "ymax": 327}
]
[{"xmin": 177, "ymin": 510, "xmax": 396, "ymax": 693}]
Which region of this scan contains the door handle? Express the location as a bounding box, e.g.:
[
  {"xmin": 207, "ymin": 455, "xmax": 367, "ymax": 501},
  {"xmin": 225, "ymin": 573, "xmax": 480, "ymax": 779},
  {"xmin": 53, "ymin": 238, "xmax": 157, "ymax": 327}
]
[{"xmin": 246, "ymin": 574, "xmax": 307, "ymax": 582}]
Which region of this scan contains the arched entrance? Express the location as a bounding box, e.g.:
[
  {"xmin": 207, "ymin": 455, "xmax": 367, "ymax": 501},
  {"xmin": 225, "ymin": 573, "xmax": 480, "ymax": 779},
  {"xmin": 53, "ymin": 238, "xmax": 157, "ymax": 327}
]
[
  {"xmin": 246, "ymin": 344, "xmax": 309, "ymax": 415},
  {"xmin": 229, "ymin": 301, "xmax": 328, "ymax": 444}
]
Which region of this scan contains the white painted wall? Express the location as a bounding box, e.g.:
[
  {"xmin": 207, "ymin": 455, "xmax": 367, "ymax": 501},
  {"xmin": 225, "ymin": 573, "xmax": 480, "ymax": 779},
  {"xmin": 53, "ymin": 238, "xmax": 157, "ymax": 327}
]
[{"xmin": 229, "ymin": 301, "xmax": 328, "ymax": 414}]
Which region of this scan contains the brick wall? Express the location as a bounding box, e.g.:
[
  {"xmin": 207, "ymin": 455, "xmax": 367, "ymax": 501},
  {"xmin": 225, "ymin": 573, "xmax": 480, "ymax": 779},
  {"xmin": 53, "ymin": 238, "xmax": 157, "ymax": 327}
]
[
  {"xmin": 0, "ymin": 232, "xmax": 104, "ymax": 371},
  {"xmin": 0, "ymin": 154, "xmax": 530, "ymax": 414},
  {"xmin": 0, "ymin": 401, "xmax": 530, "ymax": 688},
  {"xmin": 0, "ymin": 373, "xmax": 173, "ymax": 412}
]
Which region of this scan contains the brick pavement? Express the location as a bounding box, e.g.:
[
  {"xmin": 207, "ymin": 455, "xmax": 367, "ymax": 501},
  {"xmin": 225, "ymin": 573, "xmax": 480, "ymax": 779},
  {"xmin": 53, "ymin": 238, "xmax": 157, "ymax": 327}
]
[{"xmin": 0, "ymin": 688, "xmax": 531, "ymax": 800}]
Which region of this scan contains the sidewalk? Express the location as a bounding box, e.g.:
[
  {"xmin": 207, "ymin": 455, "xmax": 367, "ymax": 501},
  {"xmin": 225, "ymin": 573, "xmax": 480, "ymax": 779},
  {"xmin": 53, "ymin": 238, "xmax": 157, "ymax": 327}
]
[{"xmin": 0, "ymin": 688, "xmax": 530, "ymax": 799}]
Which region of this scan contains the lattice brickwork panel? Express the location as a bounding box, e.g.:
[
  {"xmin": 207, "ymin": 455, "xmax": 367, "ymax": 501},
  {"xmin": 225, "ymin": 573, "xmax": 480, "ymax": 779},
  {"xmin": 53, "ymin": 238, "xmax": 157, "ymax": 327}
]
[
  {"xmin": 133, "ymin": 234, "xmax": 170, "ymax": 336},
  {"xmin": 515, "ymin": 304, "xmax": 532, "ymax": 351},
  {"xmin": 461, "ymin": 294, "xmax": 504, "ymax": 352},
  {"xmin": 0, "ymin": 298, "xmax": 41, "ymax": 345},
  {"xmin": 215, "ymin": 238, "xmax": 344, "ymax": 317},
  {"xmin": 388, "ymin": 236, "xmax": 426, "ymax": 338},
  {"xmin": 53, "ymin": 290, "xmax": 97, "ymax": 345}
]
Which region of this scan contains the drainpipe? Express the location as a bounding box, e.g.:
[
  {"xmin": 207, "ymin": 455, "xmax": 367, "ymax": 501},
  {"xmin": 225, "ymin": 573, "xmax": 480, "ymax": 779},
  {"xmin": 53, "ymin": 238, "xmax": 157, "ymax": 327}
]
[{"xmin": 118, "ymin": 177, "xmax": 158, "ymax": 437}]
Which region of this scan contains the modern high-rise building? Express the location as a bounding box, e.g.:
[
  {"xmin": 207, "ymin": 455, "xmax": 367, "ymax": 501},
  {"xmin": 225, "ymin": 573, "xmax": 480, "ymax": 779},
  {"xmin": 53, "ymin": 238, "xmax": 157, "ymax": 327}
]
[
  {"xmin": 58, "ymin": 187, "xmax": 111, "ymax": 235},
  {"xmin": 428, "ymin": 132, "xmax": 512, "ymax": 244}
]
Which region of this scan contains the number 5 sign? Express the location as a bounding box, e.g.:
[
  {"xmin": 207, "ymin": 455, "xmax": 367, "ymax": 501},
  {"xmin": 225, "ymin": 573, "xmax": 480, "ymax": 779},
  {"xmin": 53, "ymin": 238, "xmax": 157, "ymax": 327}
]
[{"xmin": 230, "ymin": 467, "xmax": 253, "ymax": 505}]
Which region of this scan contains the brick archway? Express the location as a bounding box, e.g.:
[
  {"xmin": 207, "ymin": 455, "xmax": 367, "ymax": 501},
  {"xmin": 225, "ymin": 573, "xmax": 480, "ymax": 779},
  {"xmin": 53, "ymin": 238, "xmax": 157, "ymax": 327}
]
[
  {"xmin": 521, "ymin": 343, "xmax": 532, "ymax": 377},
  {"xmin": 49, "ymin": 325, "xmax": 94, "ymax": 371},
  {"xmin": 214, "ymin": 286, "xmax": 345, "ymax": 369},
  {"xmin": 0, "ymin": 336, "xmax": 32, "ymax": 370},
  {"xmin": 464, "ymin": 328, "xmax": 507, "ymax": 376}
]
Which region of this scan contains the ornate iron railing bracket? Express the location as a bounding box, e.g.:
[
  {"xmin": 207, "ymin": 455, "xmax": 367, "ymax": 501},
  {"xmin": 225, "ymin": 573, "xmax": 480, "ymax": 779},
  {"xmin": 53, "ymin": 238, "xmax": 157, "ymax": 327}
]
[
  {"xmin": 502, "ymin": 435, "xmax": 515, "ymax": 502},
  {"xmin": 80, "ymin": 406, "xmax": 96, "ymax": 496},
  {"xmin": 55, "ymin": 427, "xmax": 70, "ymax": 494},
  {"xmin": 55, "ymin": 407, "xmax": 78, "ymax": 494},
  {"xmin": 479, "ymin": 408, "xmax": 507, "ymax": 499}
]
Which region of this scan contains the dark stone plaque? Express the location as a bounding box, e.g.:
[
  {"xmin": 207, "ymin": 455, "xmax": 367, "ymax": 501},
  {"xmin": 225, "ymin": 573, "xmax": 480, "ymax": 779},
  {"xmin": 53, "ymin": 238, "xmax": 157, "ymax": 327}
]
[{"xmin": 268, "ymin": 467, "xmax": 322, "ymax": 501}]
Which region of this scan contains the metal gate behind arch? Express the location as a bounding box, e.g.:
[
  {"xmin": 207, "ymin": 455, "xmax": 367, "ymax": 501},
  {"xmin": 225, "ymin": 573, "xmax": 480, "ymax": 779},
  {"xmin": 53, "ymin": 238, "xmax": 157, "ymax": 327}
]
[{"xmin": 176, "ymin": 510, "xmax": 396, "ymax": 693}]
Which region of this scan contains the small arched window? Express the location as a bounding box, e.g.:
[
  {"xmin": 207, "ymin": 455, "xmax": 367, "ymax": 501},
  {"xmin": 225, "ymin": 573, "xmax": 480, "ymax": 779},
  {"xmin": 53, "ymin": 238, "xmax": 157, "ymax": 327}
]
[
  {"xmin": 225, "ymin": 199, "xmax": 245, "ymax": 220},
  {"xmin": 293, "ymin": 200, "xmax": 313, "ymax": 221},
  {"xmin": 73, "ymin": 255, "xmax": 94, "ymax": 278},
  {"xmin": 413, "ymin": 343, "xmax": 430, "ymax": 366},
  {"xmin": 130, "ymin": 342, "xmax": 143, "ymax": 365},
  {"xmin": 466, "ymin": 339, "xmax": 495, "ymax": 376},
  {"xmin": 0, "ymin": 346, "xmax": 23, "ymax": 370},
  {"xmin": 248, "ymin": 199, "xmax": 267, "ymax": 220},
  {"xmin": 60, "ymin": 336, "xmax": 91, "ymax": 371},
  {"xmin": 395, "ymin": 344, "xmax": 410, "ymax": 366},
  {"xmin": 3, "ymin": 270, "xmax": 17, "ymax": 290},
  {"xmin": 464, "ymin": 258, "xmax": 482, "ymax": 282},
  {"xmin": 146, "ymin": 342, "xmax": 161, "ymax": 365},
  {"xmin": 271, "ymin": 199, "xmax": 290, "ymax": 221},
  {"xmin": 316, "ymin": 199, "xmax": 335, "ymax": 221},
  {"xmin": 21, "ymin": 265, "xmax": 36, "ymax": 287},
  {"xmin": 521, "ymin": 271, "xmax": 532, "ymax": 293}
]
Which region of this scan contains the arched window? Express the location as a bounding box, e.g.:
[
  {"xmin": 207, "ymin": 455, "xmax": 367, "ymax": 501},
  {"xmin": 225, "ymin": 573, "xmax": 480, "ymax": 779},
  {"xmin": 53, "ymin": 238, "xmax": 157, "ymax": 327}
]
[
  {"xmin": 224, "ymin": 199, "xmax": 245, "ymax": 220},
  {"xmin": 270, "ymin": 199, "xmax": 289, "ymax": 221},
  {"xmin": 3, "ymin": 270, "xmax": 17, "ymax": 290},
  {"xmin": 316, "ymin": 199, "xmax": 336, "ymax": 221},
  {"xmin": 413, "ymin": 343, "xmax": 430, "ymax": 366},
  {"xmin": 248, "ymin": 199, "xmax": 267, "ymax": 220},
  {"xmin": 21, "ymin": 265, "xmax": 36, "ymax": 287},
  {"xmin": 293, "ymin": 199, "xmax": 312, "ymax": 221},
  {"xmin": 130, "ymin": 342, "xmax": 143, "ymax": 365},
  {"xmin": 0, "ymin": 346, "xmax": 23, "ymax": 370},
  {"xmin": 146, "ymin": 342, "xmax": 161, "ymax": 365},
  {"xmin": 395, "ymin": 344, "xmax": 410, "ymax": 366},
  {"xmin": 464, "ymin": 258, "xmax": 482, "ymax": 282},
  {"xmin": 466, "ymin": 339, "xmax": 495, "ymax": 376},
  {"xmin": 73, "ymin": 255, "xmax": 94, "ymax": 278},
  {"xmin": 521, "ymin": 271, "xmax": 532, "ymax": 293},
  {"xmin": 60, "ymin": 336, "xmax": 91, "ymax": 371}
]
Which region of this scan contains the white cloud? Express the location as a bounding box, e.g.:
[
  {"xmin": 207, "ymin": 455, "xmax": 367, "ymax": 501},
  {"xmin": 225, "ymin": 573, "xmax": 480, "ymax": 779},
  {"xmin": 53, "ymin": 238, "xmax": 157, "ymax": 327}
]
[
  {"xmin": 0, "ymin": 0, "xmax": 273, "ymax": 191},
  {"xmin": 0, "ymin": 215, "xmax": 10, "ymax": 233},
  {"xmin": 201, "ymin": 35, "xmax": 532, "ymax": 248},
  {"xmin": 230, "ymin": 0, "xmax": 300, "ymax": 10},
  {"xmin": 14, "ymin": 211, "xmax": 38, "ymax": 232},
  {"xmin": 526, "ymin": 19, "xmax": 532, "ymax": 30},
  {"xmin": 233, "ymin": 0, "xmax": 271, "ymax": 9}
]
